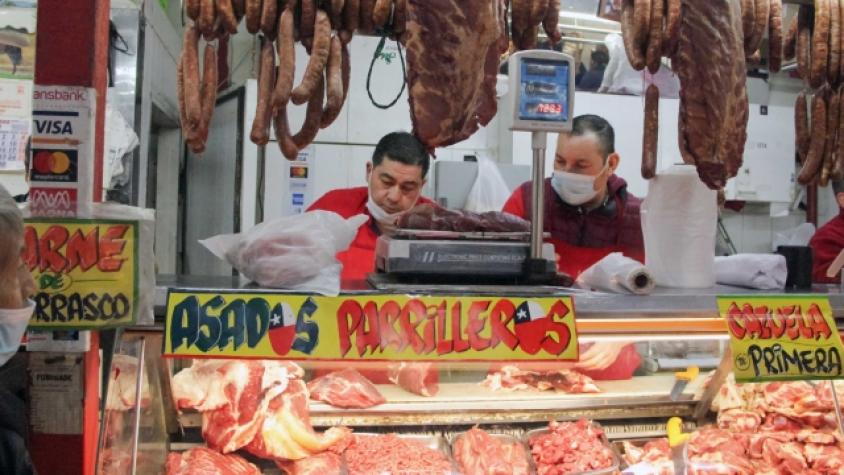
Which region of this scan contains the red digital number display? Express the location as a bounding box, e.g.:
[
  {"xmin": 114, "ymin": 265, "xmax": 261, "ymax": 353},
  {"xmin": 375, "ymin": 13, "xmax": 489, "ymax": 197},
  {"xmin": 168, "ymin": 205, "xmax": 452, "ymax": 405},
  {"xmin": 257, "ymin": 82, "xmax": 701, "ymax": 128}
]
[{"xmin": 536, "ymin": 103, "xmax": 562, "ymax": 114}]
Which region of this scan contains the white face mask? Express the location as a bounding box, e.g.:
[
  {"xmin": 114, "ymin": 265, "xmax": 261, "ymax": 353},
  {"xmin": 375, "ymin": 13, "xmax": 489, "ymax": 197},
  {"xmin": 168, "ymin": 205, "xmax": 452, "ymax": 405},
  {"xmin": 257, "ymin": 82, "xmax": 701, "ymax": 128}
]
[
  {"xmin": 551, "ymin": 164, "xmax": 608, "ymax": 206},
  {"xmin": 366, "ymin": 196, "xmax": 403, "ymax": 232},
  {"xmin": 0, "ymin": 299, "xmax": 34, "ymax": 367}
]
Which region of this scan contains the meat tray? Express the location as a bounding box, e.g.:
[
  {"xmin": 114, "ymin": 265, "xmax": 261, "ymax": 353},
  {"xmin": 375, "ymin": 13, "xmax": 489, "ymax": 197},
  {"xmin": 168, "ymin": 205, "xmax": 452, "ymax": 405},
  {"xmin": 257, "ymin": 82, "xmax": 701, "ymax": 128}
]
[
  {"xmin": 449, "ymin": 431, "xmax": 535, "ymax": 475},
  {"xmin": 524, "ymin": 422, "xmax": 620, "ymax": 475},
  {"xmin": 349, "ymin": 433, "xmax": 459, "ymax": 474}
]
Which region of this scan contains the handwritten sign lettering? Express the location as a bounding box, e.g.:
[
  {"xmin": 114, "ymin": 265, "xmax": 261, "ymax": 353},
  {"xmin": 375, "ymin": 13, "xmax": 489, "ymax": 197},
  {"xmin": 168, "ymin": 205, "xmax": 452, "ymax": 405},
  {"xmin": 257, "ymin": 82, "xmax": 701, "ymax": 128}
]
[
  {"xmin": 164, "ymin": 291, "xmax": 578, "ymax": 362},
  {"xmin": 719, "ymin": 296, "xmax": 844, "ymax": 382},
  {"xmin": 24, "ymin": 218, "xmax": 139, "ymax": 329}
]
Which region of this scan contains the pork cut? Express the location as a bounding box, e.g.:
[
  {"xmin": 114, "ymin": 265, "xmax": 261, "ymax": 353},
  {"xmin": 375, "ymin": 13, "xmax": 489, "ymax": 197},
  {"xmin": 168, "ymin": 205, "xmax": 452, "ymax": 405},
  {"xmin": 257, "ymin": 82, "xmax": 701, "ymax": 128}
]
[
  {"xmin": 397, "ymin": 203, "xmax": 530, "ymax": 233},
  {"xmin": 671, "ymin": 0, "xmax": 748, "ymax": 189},
  {"xmin": 307, "ymin": 368, "xmax": 386, "ymax": 409},
  {"xmin": 482, "ymin": 364, "xmax": 600, "ymax": 394},
  {"xmin": 164, "ymin": 447, "xmax": 260, "ymax": 475},
  {"xmin": 388, "ymin": 362, "xmax": 439, "ymax": 397},
  {"xmin": 453, "ymin": 427, "xmax": 530, "ymax": 475},
  {"xmin": 404, "ymin": 0, "xmax": 502, "ymax": 151},
  {"xmin": 528, "ymin": 419, "xmax": 615, "ymax": 474}
]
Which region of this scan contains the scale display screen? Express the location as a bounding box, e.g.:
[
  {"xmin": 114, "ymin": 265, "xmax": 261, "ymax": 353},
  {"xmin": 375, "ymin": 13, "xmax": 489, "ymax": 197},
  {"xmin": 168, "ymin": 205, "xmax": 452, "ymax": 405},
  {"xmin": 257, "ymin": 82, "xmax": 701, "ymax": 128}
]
[{"xmin": 517, "ymin": 58, "xmax": 570, "ymax": 122}]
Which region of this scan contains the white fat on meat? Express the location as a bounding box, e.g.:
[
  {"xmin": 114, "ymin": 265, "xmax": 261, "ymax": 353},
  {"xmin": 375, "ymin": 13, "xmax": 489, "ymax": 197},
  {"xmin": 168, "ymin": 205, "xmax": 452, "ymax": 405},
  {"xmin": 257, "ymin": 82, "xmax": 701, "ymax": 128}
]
[{"xmin": 172, "ymin": 360, "xmax": 301, "ymax": 411}]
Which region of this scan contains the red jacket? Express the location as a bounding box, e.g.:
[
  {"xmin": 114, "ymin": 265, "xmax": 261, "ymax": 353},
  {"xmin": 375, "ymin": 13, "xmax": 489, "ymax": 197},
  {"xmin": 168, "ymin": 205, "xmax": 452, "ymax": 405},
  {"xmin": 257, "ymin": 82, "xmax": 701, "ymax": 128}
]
[
  {"xmin": 810, "ymin": 209, "xmax": 844, "ymax": 283},
  {"xmin": 307, "ymin": 187, "xmax": 433, "ymax": 282},
  {"xmin": 503, "ymin": 175, "xmax": 645, "ymax": 278}
]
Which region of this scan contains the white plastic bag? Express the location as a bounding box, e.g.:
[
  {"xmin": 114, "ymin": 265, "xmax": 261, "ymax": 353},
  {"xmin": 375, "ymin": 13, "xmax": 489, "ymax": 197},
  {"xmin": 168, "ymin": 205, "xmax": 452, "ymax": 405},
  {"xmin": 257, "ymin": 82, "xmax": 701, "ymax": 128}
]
[
  {"xmin": 772, "ymin": 223, "xmax": 816, "ymax": 250},
  {"xmin": 464, "ymin": 156, "xmax": 511, "ymax": 213},
  {"xmin": 200, "ymin": 211, "xmax": 368, "ymax": 296}
]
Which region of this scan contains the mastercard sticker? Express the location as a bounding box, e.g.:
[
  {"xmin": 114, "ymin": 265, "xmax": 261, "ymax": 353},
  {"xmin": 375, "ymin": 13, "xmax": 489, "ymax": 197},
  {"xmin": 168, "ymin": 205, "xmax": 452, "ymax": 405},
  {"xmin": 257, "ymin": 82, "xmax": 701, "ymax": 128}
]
[{"xmin": 30, "ymin": 148, "xmax": 77, "ymax": 183}]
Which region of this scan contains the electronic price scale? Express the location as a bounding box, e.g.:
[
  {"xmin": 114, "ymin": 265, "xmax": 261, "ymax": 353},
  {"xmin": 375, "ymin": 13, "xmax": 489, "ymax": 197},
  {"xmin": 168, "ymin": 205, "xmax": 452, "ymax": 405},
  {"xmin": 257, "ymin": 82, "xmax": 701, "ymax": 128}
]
[{"xmin": 371, "ymin": 51, "xmax": 576, "ymax": 285}]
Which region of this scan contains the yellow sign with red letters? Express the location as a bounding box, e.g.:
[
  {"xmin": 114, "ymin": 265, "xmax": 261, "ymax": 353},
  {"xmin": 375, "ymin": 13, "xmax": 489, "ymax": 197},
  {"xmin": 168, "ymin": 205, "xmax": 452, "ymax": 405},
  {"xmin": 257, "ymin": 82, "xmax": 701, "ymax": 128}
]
[
  {"xmin": 163, "ymin": 290, "xmax": 578, "ymax": 362},
  {"xmin": 24, "ymin": 218, "xmax": 139, "ymax": 329},
  {"xmin": 719, "ymin": 295, "xmax": 844, "ymax": 382}
]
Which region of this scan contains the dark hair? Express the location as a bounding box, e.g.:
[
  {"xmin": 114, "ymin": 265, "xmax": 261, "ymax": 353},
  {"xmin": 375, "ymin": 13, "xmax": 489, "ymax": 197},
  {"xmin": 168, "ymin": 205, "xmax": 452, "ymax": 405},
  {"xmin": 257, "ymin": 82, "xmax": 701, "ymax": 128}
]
[
  {"xmin": 372, "ymin": 131, "xmax": 430, "ymax": 177},
  {"xmin": 570, "ymin": 114, "xmax": 615, "ymax": 158},
  {"xmin": 834, "ymin": 179, "xmax": 844, "ymax": 196}
]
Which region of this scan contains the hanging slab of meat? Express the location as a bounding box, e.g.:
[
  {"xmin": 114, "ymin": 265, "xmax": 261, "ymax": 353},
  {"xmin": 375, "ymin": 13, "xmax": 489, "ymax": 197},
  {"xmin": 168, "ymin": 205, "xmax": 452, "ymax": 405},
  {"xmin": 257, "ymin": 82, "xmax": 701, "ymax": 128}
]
[
  {"xmin": 397, "ymin": 203, "xmax": 530, "ymax": 233},
  {"xmin": 307, "ymin": 368, "xmax": 386, "ymax": 409},
  {"xmin": 344, "ymin": 434, "xmax": 453, "ymax": 475},
  {"xmin": 453, "ymin": 428, "xmax": 530, "ymax": 475},
  {"xmin": 672, "ymin": 0, "xmax": 748, "ymax": 189},
  {"xmin": 529, "ymin": 419, "xmax": 616, "ymax": 474},
  {"xmin": 404, "ymin": 0, "xmax": 501, "ymax": 151},
  {"xmin": 387, "ymin": 361, "xmax": 439, "ymax": 396},
  {"xmin": 276, "ymin": 452, "xmax": 343, "ymax": 475},
  {"xmin": 164, "ymin": 447, "xmax": 260, "ymax": 475},
  {"xmin": 621, "ymin": 438, "xmax": 673, "ymax": 475},
  {"xmin": 482, "ymin": 364, "xmax": 600, "ymax": 393}
]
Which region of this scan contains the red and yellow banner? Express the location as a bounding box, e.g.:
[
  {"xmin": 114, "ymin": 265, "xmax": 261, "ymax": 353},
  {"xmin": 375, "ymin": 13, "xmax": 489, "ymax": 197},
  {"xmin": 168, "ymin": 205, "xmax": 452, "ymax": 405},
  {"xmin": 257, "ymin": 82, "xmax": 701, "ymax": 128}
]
[
  {"xmin": 24, "ymin": 218, "xmax": 139, "ymax": 329},
  {"xmin": 719, "ymin": 295, "xmax": 844, "ymax": 382},
  {"xmin": 163, "ymin": 290, "xmax": 579, "ymax": 362}
]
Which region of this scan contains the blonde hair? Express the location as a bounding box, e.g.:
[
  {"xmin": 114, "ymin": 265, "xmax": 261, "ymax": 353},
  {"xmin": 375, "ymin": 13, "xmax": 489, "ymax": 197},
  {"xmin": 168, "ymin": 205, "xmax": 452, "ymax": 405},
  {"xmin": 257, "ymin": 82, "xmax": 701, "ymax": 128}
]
[{"xmin": 0, "ymin": 185, "xmax": 23, "ymax": 273}]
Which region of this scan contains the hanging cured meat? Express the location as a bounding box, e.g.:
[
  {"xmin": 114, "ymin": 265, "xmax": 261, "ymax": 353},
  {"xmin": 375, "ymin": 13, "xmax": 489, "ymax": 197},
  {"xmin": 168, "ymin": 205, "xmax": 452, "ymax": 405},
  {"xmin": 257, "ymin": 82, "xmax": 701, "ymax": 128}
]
[
  {"xmin": 403, "ymin": 0, "xmax": 502, "ymax": 152},
  {"xmin": 672, "ymin": 0, "xmax": 748, "ymax": 189}
]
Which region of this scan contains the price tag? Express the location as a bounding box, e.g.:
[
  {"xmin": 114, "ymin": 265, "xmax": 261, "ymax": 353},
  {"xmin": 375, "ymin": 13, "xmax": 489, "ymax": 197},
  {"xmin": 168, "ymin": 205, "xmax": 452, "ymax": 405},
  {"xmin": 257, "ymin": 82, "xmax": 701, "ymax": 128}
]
[
  {"xmin": 24, "ymin": 218, "xmax": 140, "ymax": 329},
  {"xmin": 164, "ymin": 291, "xmax": 578, "ymax": 362},
  {"xmin": 718, "ymin": 295, "xmax": 844, "ymax": 383}
]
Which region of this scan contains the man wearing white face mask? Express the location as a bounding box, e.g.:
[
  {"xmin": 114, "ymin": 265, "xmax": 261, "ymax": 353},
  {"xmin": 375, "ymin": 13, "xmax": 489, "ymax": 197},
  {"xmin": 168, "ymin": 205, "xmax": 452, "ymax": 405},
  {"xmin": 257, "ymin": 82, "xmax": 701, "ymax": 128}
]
[
  {"xmin": 308, "ymin": 132, "xmax": 433, "ymax": 281},
  {"xmin": 503, "ymin": 115, "xmax": 644, "ymax": 381},
  {"xmin": 0, "ymin": 184, "xmax": 37, "ymax": 475},
  {"xmin": 504, "ymin": 114, "xmax": 644, "ymax": 278}
]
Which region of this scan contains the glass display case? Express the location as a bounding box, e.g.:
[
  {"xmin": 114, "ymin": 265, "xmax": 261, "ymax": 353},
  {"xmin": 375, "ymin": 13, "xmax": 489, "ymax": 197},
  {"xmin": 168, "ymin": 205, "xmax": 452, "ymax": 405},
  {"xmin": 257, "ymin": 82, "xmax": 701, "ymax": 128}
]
[{"xmin": 95, "ymin": 280, "xmax": 844, "ymax": 474}]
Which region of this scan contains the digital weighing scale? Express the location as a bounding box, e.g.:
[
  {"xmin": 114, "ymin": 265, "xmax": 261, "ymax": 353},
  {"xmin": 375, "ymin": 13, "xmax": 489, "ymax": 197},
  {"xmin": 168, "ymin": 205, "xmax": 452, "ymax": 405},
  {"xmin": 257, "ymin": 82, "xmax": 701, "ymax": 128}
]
[{"xmin": 372, "ymin": 50, "xmax": 576, "ymax": 285}]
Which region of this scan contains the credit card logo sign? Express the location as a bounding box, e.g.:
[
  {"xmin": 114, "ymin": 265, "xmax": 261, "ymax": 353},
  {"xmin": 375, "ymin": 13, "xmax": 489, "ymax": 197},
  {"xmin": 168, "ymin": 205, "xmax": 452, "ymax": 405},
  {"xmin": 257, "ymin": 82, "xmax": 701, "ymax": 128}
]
[
  {"xmin": 30, "ymin": 149, "xmax": 77, "ymax": 183},
  {"xmin": 29, "ymin": 188, "xmax": 77, "ymax": 217}
]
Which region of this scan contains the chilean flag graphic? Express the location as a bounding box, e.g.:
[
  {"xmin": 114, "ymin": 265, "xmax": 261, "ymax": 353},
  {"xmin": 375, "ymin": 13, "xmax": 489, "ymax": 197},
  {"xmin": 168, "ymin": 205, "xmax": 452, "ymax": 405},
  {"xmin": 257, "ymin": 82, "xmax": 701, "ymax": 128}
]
[
  {"xmin": 268, "ymin": 302, "xmax": 297, "ymax": 356},
  {"xmin": 514, "ymin": 300, "xmax": 547, "ymax": 355}
]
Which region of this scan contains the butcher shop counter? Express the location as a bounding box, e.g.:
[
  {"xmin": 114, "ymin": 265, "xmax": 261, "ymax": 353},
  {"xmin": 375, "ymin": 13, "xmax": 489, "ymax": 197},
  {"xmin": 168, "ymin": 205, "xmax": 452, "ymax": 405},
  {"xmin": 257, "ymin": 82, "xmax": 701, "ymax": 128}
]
[{"xmin": 98, "ymin": 276, "xmax": 844, "ymax": 473}]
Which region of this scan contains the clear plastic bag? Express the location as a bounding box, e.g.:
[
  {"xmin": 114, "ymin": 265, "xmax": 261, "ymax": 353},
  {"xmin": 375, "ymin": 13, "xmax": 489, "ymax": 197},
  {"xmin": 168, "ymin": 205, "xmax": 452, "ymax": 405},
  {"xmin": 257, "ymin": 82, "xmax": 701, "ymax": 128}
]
[
  {"xmin": 464, "ymin": 156, "xmax": 512, "ymax": 213},
  {"xmin": 200, "ymin": 211, "xmax": 368, "ymax": 296}
]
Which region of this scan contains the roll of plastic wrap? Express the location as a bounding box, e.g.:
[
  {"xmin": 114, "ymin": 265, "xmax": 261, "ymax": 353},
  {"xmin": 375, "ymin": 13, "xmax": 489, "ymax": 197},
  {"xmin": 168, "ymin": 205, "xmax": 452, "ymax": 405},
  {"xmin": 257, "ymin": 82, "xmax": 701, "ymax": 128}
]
[
  {"xmin": 641, "ymin": 165, "xmax": 717, "ymax": 288},
  {"xmin": 577, "ymin": 252, "xmax": 656, "ymax": 295}
]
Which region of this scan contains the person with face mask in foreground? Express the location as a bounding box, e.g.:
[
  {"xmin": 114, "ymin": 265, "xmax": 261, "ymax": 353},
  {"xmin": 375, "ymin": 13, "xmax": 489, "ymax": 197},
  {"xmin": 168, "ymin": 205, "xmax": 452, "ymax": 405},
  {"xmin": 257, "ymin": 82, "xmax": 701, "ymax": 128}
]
[
  {"xmin": 307, "ymin": 131, "xmax": 433, "ymax": 282},
  {"xmin": 503, "ymin": 115, "xmax": 644, "ymax": 380},
  {"xmin": 0, "ymin": 184, "xmax": 37, "ymax": 475}
]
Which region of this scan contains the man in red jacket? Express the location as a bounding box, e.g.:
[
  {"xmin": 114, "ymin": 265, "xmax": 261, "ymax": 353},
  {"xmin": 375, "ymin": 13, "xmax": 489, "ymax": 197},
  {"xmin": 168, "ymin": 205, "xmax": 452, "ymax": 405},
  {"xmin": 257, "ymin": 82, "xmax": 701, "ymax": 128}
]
[
  {"xmin": 810, "ymin": 180, "xmax": 844, "ymax": 283},
  {"xmin": 503, "ymin": 115, "xmax": 643, "ymax": 379},
  {"xmin": 308, "ymin": 132, "xmax": 433, "ymax": 282}
]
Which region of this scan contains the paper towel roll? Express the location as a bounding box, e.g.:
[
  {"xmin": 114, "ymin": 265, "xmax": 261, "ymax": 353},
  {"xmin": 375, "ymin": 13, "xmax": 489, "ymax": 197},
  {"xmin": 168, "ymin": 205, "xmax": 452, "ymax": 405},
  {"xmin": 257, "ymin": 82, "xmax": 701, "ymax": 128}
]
[
  {"xmin": 577, "ymin": 252, "xmax": 656, "ymax": 295},
  {"xmin": 641, "ymin": 165, "xmax": 717, "ymax": 288}
]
